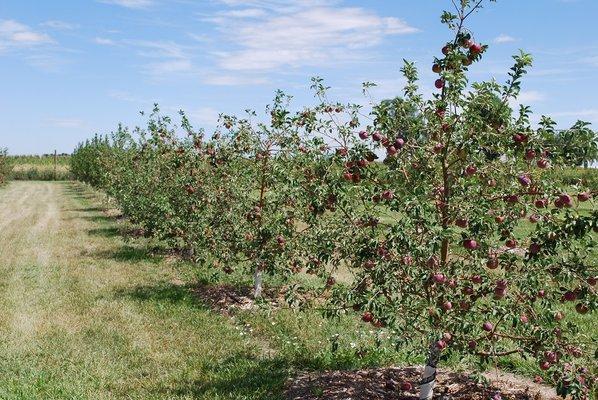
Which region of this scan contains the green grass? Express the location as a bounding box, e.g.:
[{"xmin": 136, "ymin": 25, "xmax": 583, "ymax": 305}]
[
  {"xmin": 7, "ymin": 155, "xmax": 73, "ymax": 181},
  {"xmin": 0, "ymin": 181, "xmax": 594, "ymax": 399}
]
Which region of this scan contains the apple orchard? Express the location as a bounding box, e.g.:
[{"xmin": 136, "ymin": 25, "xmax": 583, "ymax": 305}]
[{"xmin": 71, "ymin": 1, "xmax": 597, "ymax": 399}]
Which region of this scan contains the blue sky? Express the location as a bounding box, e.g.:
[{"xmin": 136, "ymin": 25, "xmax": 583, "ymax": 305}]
[{"xmin": 1, "ymin": 0, "xmax": 597, "ymax": 155}]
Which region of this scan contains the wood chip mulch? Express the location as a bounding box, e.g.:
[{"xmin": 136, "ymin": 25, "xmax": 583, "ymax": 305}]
[{"xmin": 285, "ymin": 366, "xmax": 561, "ymax": 400}]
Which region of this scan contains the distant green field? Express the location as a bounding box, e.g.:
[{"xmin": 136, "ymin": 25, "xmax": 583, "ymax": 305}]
[{"xmin": 7, "ymin": 154, "xmax": 73, "ymax": 181}]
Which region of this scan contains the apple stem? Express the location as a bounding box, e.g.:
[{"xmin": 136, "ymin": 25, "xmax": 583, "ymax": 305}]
[{"xmin": 419, "ymin": 341, "xmax": 441, "ymax": 399}]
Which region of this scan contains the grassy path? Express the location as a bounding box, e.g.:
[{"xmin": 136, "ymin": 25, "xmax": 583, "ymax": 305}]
[{"xmin": 0, "ymin": 181, "xmax": 281, "ymax": 400}]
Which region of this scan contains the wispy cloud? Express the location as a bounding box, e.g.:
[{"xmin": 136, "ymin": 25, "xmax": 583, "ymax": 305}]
[
  {"xmin": 549, "ymin": 109, "xmax": 598, "ymax": 124},
  {"xmin": 94, "ymin": 37, "xmax": 116, "ymax": 45},
  {"xmin": 98, "ymin": 0, "xmax": 154, "ymax": 9},
  {"xmin": 201, "ymin": 74, "xmax": 269, "ymax": 86},
  {"xmin": 41, "ymin": 20, "xmax": 79, "ymax": 30},
  {"xmin": 494, "ymin": 33, "xmax": 516, "ymax": 44},
  {"xmin": 124, "ymin": 40, "xmax": 195, "ymax": 76},
  {"xmin": 206, "ymin": 2, "xmax": 418, "ymax": 72},
  {"xmin": 45, "ymin": 118, "xmax": 87, "ymax": 129},
  {"xmin": 0, "ymin": 20, "xmax": 53, "ymax": 50}
]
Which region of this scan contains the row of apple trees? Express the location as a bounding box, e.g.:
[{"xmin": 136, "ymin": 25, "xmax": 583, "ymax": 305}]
[{"xmin": 71, "ymin": 1, "xmax": 596, "ymax": 398}]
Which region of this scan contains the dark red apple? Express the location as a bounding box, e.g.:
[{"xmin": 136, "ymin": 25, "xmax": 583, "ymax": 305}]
[
  {"xmin": 362, "ymin": 312, "xmax": 374, "ymax": 323},
  {"xmin": 432, "ymin": 64, "xmax": 441, "ymax": 73},
  {"xmin": 463, "ymin": 239, "xmax": 478, "ymax": 250},
  {"xmin": 465, "ymin": 165, "xmax": 477, "ymax": 176},
  {"xmin": 505, "ymin": 239, "xmax": 517, "ymax": 248},
  {"xmin": 372, "ymin": 132, "xmax": 383, "ymax": 142},
  {"xmin": 382, "ymin": 190, "xmax": 394, "ymax": 201},
  {"xmin": 469, "ymin": 42, "xmax": 483, "ymax": 54},
  {"xmin": 575, "ymin": 303, "xmax": 588, "ymax": 314},
  {"xmin": 455, "ymin": 218, "xmax": 468, "ymax": 228},
  {"xmin": 359, "ymin": 131, "xmax": 369, "ymax": 140},
  {"xmin": 435, "ymin": 79, "xmax": 445, "ymax": 89},
  {"xmin": 536, "ymin": 158, "xmax": 549, "ymax": 169},
  {"xmin": 518, "ymin": 174, "xmax": 531, "ymax": 187},
  {"xmin": 482, "ymin": 322, "xmax": 494, "ymax": 332},
  {"xmin": 577, "ymin": 192, "xmax": 590, "ymax": 202}
]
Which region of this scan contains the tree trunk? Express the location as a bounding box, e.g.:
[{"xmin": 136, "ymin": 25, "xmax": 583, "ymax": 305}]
[
  {"xmin": 253, "ymin": 265, "xmax": 263, "ymax": 299},
  {"xmin": 419, "ymin": 341, "xmax": 441, "ymax": 399}
]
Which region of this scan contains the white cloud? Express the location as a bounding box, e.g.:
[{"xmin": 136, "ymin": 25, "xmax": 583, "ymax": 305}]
[
  {"xmin": 0, "ymin": 20, "xmax": 53, "ymax": 49},
  {"xmin": 94, "ymin": 37, "xmax": 116, "ymax": 45},
  {"xmin": 46, "ymin": 118, "xmax": 87, "ymax": 129},
  {"xmin": 125, "ymin": 40, "xmax": 194, "ymax": 76},
  {"xmin": 41, "ymin": 20, "xmax": 78, "ymax": 30},
  {"xmin": 517, "ymin": 90, "xmax": 545, "ymax": 103},
  {"xmin": 98, "ymin": 0, "xmax": 153, "ymax": 9},
  {"xmin": 207, "ymin": 3, "xmax": 418, "ymax": 72},
  {"xmin": 494, "ymin": 34, "xmax": 516, "ymax": 44},
  {"xmin": 202, "ymin": 74, "xmax": 269, "ymax": 86},
  {"xmin": 188, "ymin": 107, "xmax": 220, "ymax": 127},
  {"xmin": 550, "ymin": 109, "xmax": 598, "ymax": 124}
]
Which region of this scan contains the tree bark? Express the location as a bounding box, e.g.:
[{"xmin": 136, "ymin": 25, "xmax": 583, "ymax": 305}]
[
  {"xmin": 419, "ymin": 341, "xmax": 441, "ymax": 399},
  {"xmin": 253, "ymin": 264, "xmax": 263, "ymax": 298}
]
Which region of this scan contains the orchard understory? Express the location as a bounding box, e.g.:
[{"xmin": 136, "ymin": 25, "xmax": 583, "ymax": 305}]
[{"xmin": 71, "ymin": 1, "xmax": 597, "ymax": 398}]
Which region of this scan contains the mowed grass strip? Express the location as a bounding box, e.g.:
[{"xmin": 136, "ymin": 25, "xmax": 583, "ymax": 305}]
[{"xmin": 0, "ymin": 181, "xmax": 288, "ymax": 399}]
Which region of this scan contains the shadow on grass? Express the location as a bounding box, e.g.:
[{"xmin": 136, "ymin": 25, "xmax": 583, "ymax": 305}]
[
  {"xmin": 170, "ymin": 356, "xmax": 289, "ymax": 400},
  {"xmin": 93, "ymin": 245, "xmax": 161, "ymax": 264},
  {"xmin": 88, "ymin": 227, "xmax": 120, "ymax": 238},
  {"xmin": 115, "ymin": 282, "xmax": 197, "ymax": 305}
]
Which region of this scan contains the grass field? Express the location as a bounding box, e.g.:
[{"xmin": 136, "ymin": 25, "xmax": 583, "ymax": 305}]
[
  {"xmin": 0, "ymin": 181, "xmax": 594, "ymax": 399},
  {"xmin": 7, "ymin": 155, "xmax": 72, "ymax": 181}
]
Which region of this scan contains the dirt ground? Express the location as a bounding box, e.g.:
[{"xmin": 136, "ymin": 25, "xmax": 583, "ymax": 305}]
[{"xmin": 285, "ymin": 366, "xmax": 560, "ymax": 400}]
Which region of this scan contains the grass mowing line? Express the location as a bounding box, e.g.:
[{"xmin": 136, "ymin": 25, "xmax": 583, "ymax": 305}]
[{"xmin": 0, "ymin": 181, "xmax": 294, "ymax": 399}]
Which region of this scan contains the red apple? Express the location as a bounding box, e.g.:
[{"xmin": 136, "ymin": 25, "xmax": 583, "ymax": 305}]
[
  {"xmin": 442, "ymin": 45, "xmax": 450, "ymax": 55},
  {"xmin": 575, "ymin": 303, "xmax": 588, "ymax": 314},
  {"xmin": 505, "ymin": 239, "xmax": 517, "ymax": 248},
  {"xmin": 518, "ymin": 174, "xmax": 531, "ymax": 187},
  {"xmin": 359, "ymin": 131, "xmax": 369, "ymax": 140},
  {"xmin": 435, "ymin": 79, "xmax": 445, "ymax": 89},
  {"xmin": 482, "ymin": 322, "xmax": 494, "ymax": 332},
  {"xmin": 394, "ymin": 138, "xmax": 405, "ymax": 149},
  {"xmin": 432, "ymin": 273, "xmax": 446, "ymax": 284},
  {"xmin": 577, "ymin": 192, "xmax": 591, "ymax": 202},
  {"xmin": 529, "ymin": 243, "xmax": 541, "ymax": 255},
  {"xmin": 469, "ymin": 42, "xmax": 483, "ymax": 54},
  {"xmin": 455, "ymin": 218, "xmax": 468, "ymax": 228},
  {"xmin": 486, "ymin": 257, "xmax": 499, "ymax": 269},
  {"xmin": 432, "ymin": 64, "xmax": 441, "ymax": 73},
  {"xmin": 539, "ymin": 361, "xmax": 551, "ymax": 371},
  {"xmin": 436, "ymin": 339, "xmax": 447, "ymax": 349},
  {"xmin": 361, "ymin": 312, "xmax": 374, "ymax": 323},
  {"xmin": 386, "ymin": 146, "xmax": 397, "ymax": 156},
  {"xmin": 382, "ymin": 190, "xmax": 394, "ymax": 201},
  {"xmin": 535, "ymin": 199, "xmax": 548, "ymax": 208},
  {"xmin": 372, "ymin": 132, "xmax": 383, "ymax": 142},
  {"xmin": 525, "ymin": 149, "xmax": 536, "ymax": 160},
  {"xmin": 536, "ymin": 158, "xmax": 549, "ymax": 169},
  {"xmin": 463, "ymin": 239, "xmax": 478, "ymax": 250},
  {"xmin": 465, "ymin": 165, "xmax": 477, "ymax": 176},
  {"xmin": 441, "ymin": 301, "xmax": 453, "ymax": 311}
]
